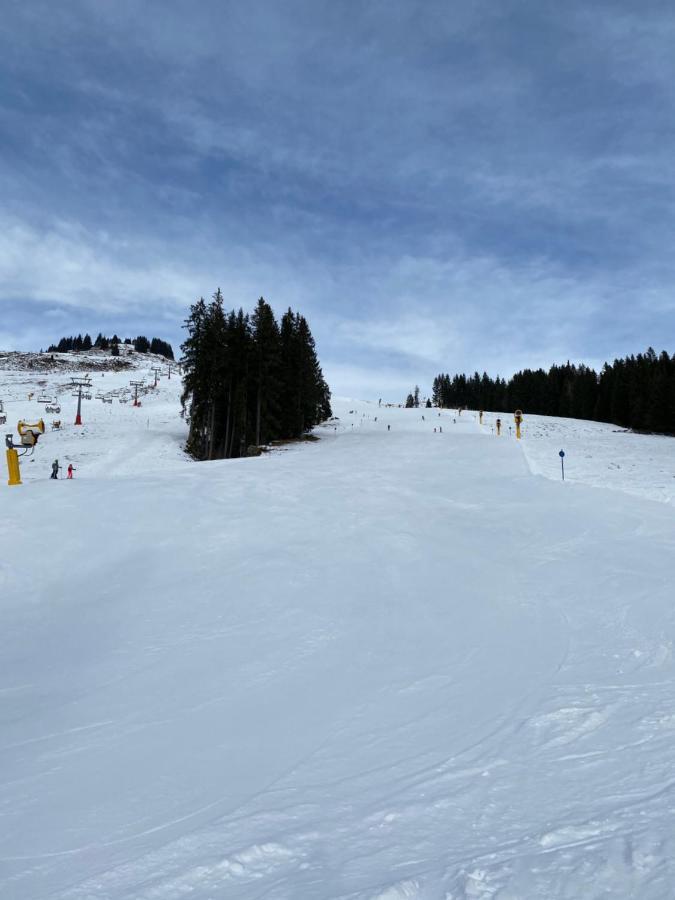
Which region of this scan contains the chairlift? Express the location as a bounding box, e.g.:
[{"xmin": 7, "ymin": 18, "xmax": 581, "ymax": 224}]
[
  {"xmin": 37, "ymin": 394, "xmax": 51, "ymax": 403},
  {"xmin": 45, "ymin": 404, "xmax": 61, "ymax": 414}
]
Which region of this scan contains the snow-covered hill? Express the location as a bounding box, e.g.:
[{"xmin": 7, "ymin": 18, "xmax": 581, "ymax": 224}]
[
  {"xmin": 0, "ymin": 350, "xmax": 187, "ymax": 480},
  {"xmin": 1, "ymin": 371, "xmax": 675, "ymax": 899}
]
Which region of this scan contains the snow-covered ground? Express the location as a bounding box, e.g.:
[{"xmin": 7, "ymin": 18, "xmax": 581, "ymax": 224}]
[
  {"xmin": 1, "ymin": 371, "xmax": 675, "ymax": 899},
  {"xmin": 519, "ymin": 414, "xmax": 675, "ymax": 506}
]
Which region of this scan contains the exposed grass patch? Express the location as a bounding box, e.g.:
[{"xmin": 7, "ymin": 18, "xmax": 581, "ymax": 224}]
[{"xmin": 268, "ymin": 434, "xmax": 320, "ymax": 448}]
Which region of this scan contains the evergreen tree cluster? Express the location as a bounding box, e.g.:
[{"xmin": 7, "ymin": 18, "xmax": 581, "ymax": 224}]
[
  {"xmin": 432, "ymin": 348, "xmax": 675, "ymax": 435},
  {"xmin": 181, "ymin": 291, "xmax": 332, "ymax": 460},
  {"xmin": 48, "ymin": 334, "xmax": 93, "ymax": 352},
  {"xmin": 47, "ymin": 333, "xmax": 174, "ymax": 359},
  {"xmin": 405, "ymin": 385, "xmax": 421, "ymax": 408}
]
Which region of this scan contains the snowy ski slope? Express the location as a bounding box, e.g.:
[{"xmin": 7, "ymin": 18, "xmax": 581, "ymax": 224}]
[{"xmin": 1, "ymin": 367, "xmax": 675, "ymax": 899}]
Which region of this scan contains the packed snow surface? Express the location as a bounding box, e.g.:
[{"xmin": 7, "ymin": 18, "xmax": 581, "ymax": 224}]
[{"xmin": 1, "ymin": 366, "xmax": 675, "ymax": 899}]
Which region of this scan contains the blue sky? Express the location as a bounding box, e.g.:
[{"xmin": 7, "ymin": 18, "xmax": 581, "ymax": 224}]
[{"xmin": 1, "ymin": 1, "xmax": 674, "ymax": 396}]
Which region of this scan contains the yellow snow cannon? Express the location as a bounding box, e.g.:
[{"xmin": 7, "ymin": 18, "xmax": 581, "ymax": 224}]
[{"xmin": 17, "ymin": 419, "xmax": 45, "ymax": 447}]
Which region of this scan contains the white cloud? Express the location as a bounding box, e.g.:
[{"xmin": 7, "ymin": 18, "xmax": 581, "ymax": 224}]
[{"xmin": 0, "ymin": 217, "xmax": 198, "ymax": 314}]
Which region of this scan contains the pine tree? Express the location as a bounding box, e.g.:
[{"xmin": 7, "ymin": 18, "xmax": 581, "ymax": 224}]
[
  {"xmin": 181, "ymin": 298, "xmax": 210, "ymax": 458},
  {"xmin": 251, "ymin": 297, "xmax": 281, "ymax": 446}
]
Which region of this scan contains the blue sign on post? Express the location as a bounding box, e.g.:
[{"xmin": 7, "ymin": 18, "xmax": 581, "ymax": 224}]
[{"xmin": 559, "ymin": 449, "xmax": 565, "ymax": 481}]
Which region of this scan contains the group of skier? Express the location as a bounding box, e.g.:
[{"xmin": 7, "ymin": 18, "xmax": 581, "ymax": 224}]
[{"xmin": 50, "ymin": 460, "xmax": 75, "ymax": 480}]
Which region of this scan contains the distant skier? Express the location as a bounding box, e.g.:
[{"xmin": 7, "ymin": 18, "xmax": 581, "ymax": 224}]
[
  {"xmin": 67, "ymin": 463, "xmax": 75, "ymax": 479},
  {"xmin": 50, "ymin": 459, "xmax": 60, "ymax": 479},
  {"xmin": 387, "ymin": 424, "xmax": 391, "ymax": 431},
  {"xmin": 439, "ymin": 426, "xmax": 442, "ymax": 433}
]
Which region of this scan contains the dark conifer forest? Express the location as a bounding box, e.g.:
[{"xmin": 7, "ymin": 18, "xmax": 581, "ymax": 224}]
[
  {"xmin": 433, "ymin": 348, "xmax": 675, "ymax": 435},
  {"xmin": 47, "ymin": 333, "xmax": 174, "ymax": 359},
  {"xmin": 181, "ymin": 291, "xmax": 332, "ymax": 460}
]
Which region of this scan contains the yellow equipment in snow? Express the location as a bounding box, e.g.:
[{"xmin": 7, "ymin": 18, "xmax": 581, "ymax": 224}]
[{"xmin": 17, "ymin": 419, "xmax": 45, "ymax": 447}]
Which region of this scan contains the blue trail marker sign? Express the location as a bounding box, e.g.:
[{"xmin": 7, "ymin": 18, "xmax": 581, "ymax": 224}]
[{"xmin": 559, "ymin": 449, "xmax": 565, "ymax": 481}]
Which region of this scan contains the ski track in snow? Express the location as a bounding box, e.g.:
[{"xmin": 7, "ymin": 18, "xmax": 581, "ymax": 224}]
[{"xmin": 0, "ymin": 372, "xmax": 674, "ymax": 899}]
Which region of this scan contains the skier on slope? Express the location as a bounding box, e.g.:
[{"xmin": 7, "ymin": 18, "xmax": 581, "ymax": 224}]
[
  {"xmin": 67, "ymin": 463, "xmax": 75, "ymax": 479},
  {"xmin": 50, "ymin": 459, "xmax": 60, "ymax": 479}
]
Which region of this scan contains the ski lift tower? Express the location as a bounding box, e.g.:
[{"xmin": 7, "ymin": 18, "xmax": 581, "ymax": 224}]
[
  {"xmin": 130, "ymin": 380, "xmax": 144, "ymax": 407},
  {"xmin": 151, "ymin": 367, "xmax": 162, "ymax": 388},
  {"xmin": 71, "ymin": 376, "xmax": 92, "ymax": 425}
]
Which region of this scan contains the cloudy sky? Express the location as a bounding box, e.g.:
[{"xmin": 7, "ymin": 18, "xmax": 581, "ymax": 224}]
[{"xmin": 1, "ymin": 1, "xmax": 674, "ymax": 396}]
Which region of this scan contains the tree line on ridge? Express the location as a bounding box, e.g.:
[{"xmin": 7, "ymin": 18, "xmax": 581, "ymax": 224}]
[
  {"xmin": 432, "ymin": 348, "xmax": 675, "ymax": 435},
  {"xmin": 47, "ymin": 334, "xmax": 174, "ymax": 359}
]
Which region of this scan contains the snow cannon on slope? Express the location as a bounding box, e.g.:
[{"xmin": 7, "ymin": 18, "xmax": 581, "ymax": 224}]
[
  {"xmin": 6, "ymin": 420, "xmax": 45, "ymax": 485},
  {"xmin": 17, "ymin": 419, "xmax": 45, "ymax": 447}
]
